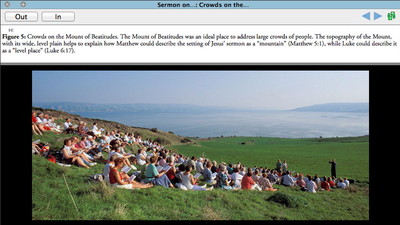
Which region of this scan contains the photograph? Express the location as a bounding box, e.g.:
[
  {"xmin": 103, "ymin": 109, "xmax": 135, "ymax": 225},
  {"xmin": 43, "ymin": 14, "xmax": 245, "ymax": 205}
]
[{"xmin": 31, "ymin": 70, "xmax": 369, "ymax": 220}]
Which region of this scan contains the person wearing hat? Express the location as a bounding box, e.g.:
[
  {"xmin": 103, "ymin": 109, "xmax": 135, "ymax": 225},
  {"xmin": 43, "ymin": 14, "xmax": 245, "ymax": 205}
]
[{"xmin": 216, "ymin": 165, "xmax": 235, "ymax": 190}]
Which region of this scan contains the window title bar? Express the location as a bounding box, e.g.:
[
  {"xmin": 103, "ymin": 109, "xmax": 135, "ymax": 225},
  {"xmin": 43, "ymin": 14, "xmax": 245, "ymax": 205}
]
[{"xmin": 2, "ymin": 1, "xmax": 400, "ymax": 9}]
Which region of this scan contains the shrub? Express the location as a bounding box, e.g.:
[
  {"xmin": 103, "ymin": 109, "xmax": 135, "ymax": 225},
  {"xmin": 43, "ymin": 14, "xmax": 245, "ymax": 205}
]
[
  {"xmin": 154, "ymin": 137, "xmax": 171, "ymax": 145},
  {"xmin": 181, "ymin": 137, "xmax": 191, "ymax": 143},
  {"xmin": 267, "ymin": 192, "xmax": 308, "ymax": 208},
  {"xmin": 150, "ymin": 128, "xmax": 158, "ymax": 133}
]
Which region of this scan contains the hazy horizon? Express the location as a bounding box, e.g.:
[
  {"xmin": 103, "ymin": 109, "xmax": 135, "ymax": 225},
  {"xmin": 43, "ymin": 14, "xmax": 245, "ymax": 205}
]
[
  {"xmin": 32, "ymin": 101, "xmax": 369, "ymax": 112},
  {"xmin": 32, "ymin": 70, "xmax": 369, "ymax": 110}
]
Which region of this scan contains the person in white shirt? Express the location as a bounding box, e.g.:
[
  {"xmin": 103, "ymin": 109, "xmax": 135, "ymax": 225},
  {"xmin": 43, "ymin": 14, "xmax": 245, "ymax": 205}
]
[
  {"xmin": 92, "ymin": 122, "xmax": 102, "ymax": 136},
  {"xmin": 195, "ymin": 158, "xmax": 205, "ymax": 173},
  {"xmin": 136, "ymin": 148, "xmax": 147, "ymax": 166},
  {"xmin": 337, "ymin": 178, "xmax": 347, "ymax": 189},
  {"xmin": 108, "ymin": 146, "xmax": 136, "ymax": 170},
  {"xmin": 64, "ymin": 118, "xmax": 75, "ymax": 134},
  {"xmin": 343, "ymin": 177, "xmax": 350, "ymax": 187},
  {"xmin": 103, "ymin": 154, "xmax": 118, "ymax": 183},
  {"xmin": 181, "ymin": 165, "xmax": 213, "ymax": 191},
  {"xmin": 306, "ymin": 175, "xmax": 317, "ymax": 193},
  {"xmin": 230, "ymin": 168, "xmax": 243, "ymax": 188},
  {"xmin": 281, "ymin": 171, "xmax": 295, "ymax": 186}
]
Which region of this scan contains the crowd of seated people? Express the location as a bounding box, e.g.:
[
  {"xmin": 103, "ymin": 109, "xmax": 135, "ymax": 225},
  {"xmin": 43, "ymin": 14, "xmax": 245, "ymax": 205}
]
[{"xmin": 32, "ymin": 111, "xmax": 351, "ymax": 192}]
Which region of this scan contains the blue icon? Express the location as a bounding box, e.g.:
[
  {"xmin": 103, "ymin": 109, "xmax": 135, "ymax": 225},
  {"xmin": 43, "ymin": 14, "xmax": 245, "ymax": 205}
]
[
  {"xmin": 362, "ymin": 12, "xmax": 371, "ymax": 20},
  {"xmin": 374, "ymin": 12, "xmax": 382, "ymax": 20}
]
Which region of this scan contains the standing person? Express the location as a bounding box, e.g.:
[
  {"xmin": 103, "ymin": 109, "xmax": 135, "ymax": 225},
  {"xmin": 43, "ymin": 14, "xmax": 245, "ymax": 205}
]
[
  {"xmin": 282, "ymin": 160, "xmax": 288, "ymax": 173},
  {"xmin": 276, "ymin": 160, "xmax": 282, "ymax": 172},
  {"xmin": 329, "ymin": 159, "xmax": 337, "ymax": 178}
]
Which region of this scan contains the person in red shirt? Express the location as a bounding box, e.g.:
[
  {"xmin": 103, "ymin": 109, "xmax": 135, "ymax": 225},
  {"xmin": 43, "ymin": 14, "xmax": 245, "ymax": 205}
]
[
  {"xmin": 327, "ymin": 177, "xmax": 336, "ymax": 188},
  {"xmin": 165, "ymin": 156, "xmax": 178, "ymax": 184},
  {"xmin": 320, "ymin": 176, "xmax": 331, "ymax": 191},
  {"xmin": 109, "ymin": 158, "xmax": 153, "ymax": 189},
  {"xmin": 241, "ymin": 169, "xmax": 262, "ymax": 190},
  {"xmin": 32, "ymin": 111, "xmax": 43, "ymax": 135},
  {"xmin": 241, "ymin": 170, "xmax": 255, "ymax": 190}
]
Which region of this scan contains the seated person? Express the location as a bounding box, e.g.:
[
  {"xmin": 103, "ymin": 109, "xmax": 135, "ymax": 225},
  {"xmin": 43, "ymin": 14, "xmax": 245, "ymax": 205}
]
[
  {"xmin": 251, "ymin": 169, "xmax": 261, "ymax": 184},
  {"xmin": 108, "ymin": 145, "xmax": 136, "ymax": 170},
  {"xmin": 61, "ymin": 139, "xmax": 90, "ymax": 168},
  {"xmin": 281, "ymin": 171, "xmax": 295, "ymax": 187},
  {"xmin": 216, "ymin": 165, "xmax": 236, "ymax": 190},
  {"xmin": 136, "ymin": 148, "xmax": 147, "ymax": 166},
  {"xmin": 109, "ymin": 158, "xmax": 153, "ymax": 189},
  {"xmin": 295, "ymin": 174, "xmax": 306, "ymax": 190},
  {"xmin": 343, "ymin": 177, "xmax": 350, "ymax": 188},
  {"xmin": 336, "ymin": 178, "xmax": 347, "ymax": 189},
  {"xmin": 64, "ymin": 118, "xmax": 75, "ymax": 134},
  {"xmin": 78, "ymin": 121, "xmax": 87, "ymax": 136},
  {"xmin": 165, "ymin": 156, "xmax": 178, "ymax": 184},
  {"xmin": 103, "ymin": 154, "xmax": 118, "ymax": 183},
  {"xmin": 230, "ymin": 167, "xmax": 243, "ymax": 188},
  {"xmin": 320, "ymin": 176, "xmax": 331, "ymax": 191},
  {"xmin": 327, "ymin": 177, "xmax": 336, "ymax": 188},
  {"xmin": 241, "ymin": 169, "xmax": 262, "ymax": 191},
  {"xmin": 143, "ymin": 156, "xmax": 174, "ymax": 188},
  {"xmin": 92, "ymin": 122, "xmax": 102, "ymax": 136},
  {"xmin": 174, "ymin": 164, "xmax": 188, "ymax": 190},
  {"xmin": 306, "ymin": 175, "xmax": 317, "ymax": 193},
  {"xmin": 181, "ymin": 165, "xmax": 213, "ymax": 191},
  {"xmin": 258, "ymin": 173, "xmax": 278, "ymax": 191},
  {"xmin": 202, "ymin": 161, "xmax": 216, "ymax": 184}
]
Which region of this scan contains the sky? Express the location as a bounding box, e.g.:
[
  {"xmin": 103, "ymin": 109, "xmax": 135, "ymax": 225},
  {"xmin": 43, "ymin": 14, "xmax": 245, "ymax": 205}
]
[{"xmin": 32, "ymin": 70, "xmax": 369, "ymax": 110}]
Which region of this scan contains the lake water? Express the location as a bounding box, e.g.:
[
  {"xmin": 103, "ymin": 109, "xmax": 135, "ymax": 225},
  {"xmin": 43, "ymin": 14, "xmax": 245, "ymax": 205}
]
[{"xmin": 76, "ymin": 110, "xmax": 369, "ymax": 138}]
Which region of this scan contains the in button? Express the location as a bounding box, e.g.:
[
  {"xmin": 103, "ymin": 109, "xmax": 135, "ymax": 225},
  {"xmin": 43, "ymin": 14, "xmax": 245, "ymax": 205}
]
[{"xmin": 42, "ymin": 12, "xmax": 75, "ymax": 22}]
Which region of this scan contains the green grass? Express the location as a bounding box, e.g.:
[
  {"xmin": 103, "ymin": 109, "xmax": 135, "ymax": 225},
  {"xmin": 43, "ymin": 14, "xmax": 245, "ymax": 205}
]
[
  {"xmin": 172, "ymin": 136, "xmax": 369, "ymax": 183},
  {"xmin": 32, "ymin": 133, "xmax": 369, "ymax": 220}
]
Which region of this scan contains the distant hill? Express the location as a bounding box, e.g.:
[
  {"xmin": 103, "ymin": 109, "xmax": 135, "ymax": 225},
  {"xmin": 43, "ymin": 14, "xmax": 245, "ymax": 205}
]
[
  {"xmin": 32, "ymin": 102, "xmax": 237, "ymax": 114},
  {"xmin": 291, "ymin": 103, "xmax": 369, "ymax": 113}
]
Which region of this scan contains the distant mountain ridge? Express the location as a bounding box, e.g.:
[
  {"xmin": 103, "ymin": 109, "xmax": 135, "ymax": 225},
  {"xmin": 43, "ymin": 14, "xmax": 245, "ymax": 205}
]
[
  {"xmin": 32, "ymin": 102, "xmax": 237, "ymax": 114},
  {"xmin": 291, "ymin": 103, "xmax": 369, "ymax": 113},
  {"xmin": 33, "ymin": 102, "xmax": 369, "ymax": 114}
]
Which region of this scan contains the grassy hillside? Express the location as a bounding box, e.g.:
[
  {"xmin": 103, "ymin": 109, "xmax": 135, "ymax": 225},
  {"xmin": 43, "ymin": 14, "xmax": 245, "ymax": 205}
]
[
  {"xmin": 32, "ymin": 107, "xmax": 186, "ymax": 146},
  {"xmin": 32, "ymin": 153, "xmax": 369, "ymax": 220},
  {"xmin": 31, "ymin": 109, "xmax": 369, "ymax": 220}
]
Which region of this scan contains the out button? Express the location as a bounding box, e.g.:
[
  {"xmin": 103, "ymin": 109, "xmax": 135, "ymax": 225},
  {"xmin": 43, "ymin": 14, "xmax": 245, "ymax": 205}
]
[
  {"xmin": 5, "ymin": 12, "xmax": 38, "ymax": 22},
  {"xmin": 42, "ymin": 12, "xmax": 75, "ymax": 22}
]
